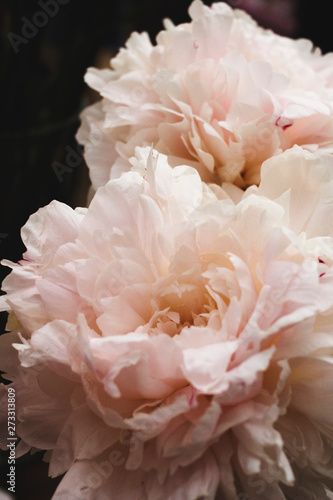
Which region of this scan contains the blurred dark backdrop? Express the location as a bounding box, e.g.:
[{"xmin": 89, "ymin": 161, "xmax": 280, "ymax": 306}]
[{"xmin": 0, "ymin": 0, "xmax": 332, "ymax": 498}]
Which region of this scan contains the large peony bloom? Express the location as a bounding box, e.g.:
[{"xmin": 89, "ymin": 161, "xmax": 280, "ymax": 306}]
[
  {"xmin": 1, "ymin": 146, "xmax": 333, "ymax": 499},
  {"xmin": 77, "ymin": 0, "xmax": 333, "ymax": 192}
]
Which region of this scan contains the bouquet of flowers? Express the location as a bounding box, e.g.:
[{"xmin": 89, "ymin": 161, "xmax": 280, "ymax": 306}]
[{"xmin": 1, "ymin": 2, "xmax": 333, "ymax": 499}]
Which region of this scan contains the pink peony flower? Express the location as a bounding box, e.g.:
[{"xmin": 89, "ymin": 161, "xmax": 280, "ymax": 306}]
[
  {"xmin": 1, "ymin": 146, "xmax": 333, "ymax": 499},
  {"xmin": 77, "ymin": 0, "xmax": 333, "ymax": 193}
]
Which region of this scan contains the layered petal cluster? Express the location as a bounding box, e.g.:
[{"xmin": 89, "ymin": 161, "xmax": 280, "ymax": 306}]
[
  {"xmin": 1, "ymin": 147, "xmax": 333, "ymax": 499},
  {"xmin": 77, "ymin": 0, "xmax": 333, "ymax": 192}
]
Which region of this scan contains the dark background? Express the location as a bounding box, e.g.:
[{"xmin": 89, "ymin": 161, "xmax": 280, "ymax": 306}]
[{"xmin": 0, "ymin": 0, "xmax": 332, "ymax": 498}]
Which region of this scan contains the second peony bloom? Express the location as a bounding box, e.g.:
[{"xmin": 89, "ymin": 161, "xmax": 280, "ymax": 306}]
[
  {"xmin": 1, "ymin": 146, "xmax": 333, "ymax": 499},
  {"xmin": 78, "ymin": 0, "xmax": 333, "ymax": 193}
]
